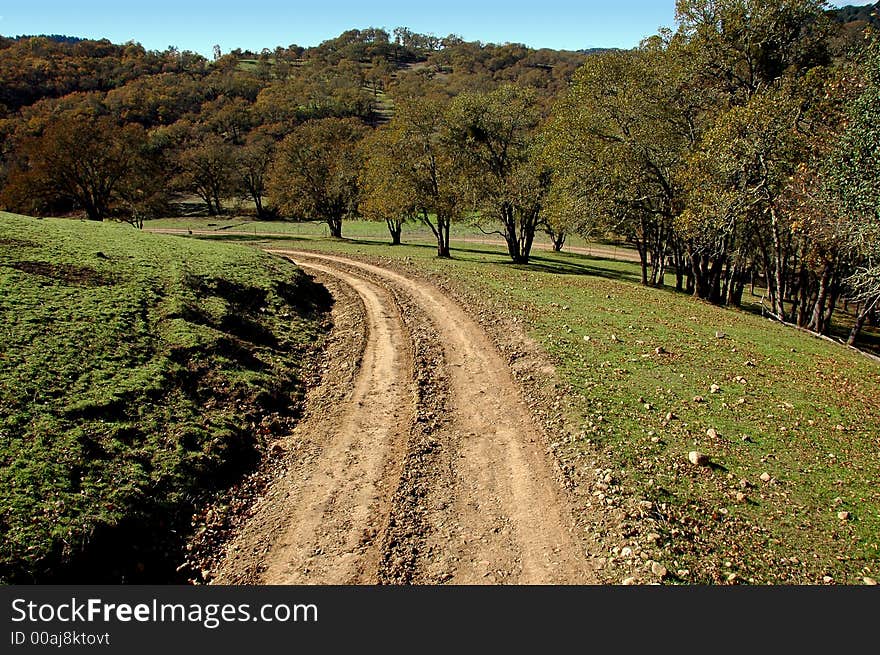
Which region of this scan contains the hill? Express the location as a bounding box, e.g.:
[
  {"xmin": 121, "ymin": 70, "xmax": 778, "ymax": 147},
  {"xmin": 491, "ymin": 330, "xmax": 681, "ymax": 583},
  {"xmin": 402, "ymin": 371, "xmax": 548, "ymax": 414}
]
[
  {"xmin": 0, "ymin": 213, "xmax": 330, "ymax": 582},
  {"xmin": 831, "ymin": 2, "xmax": 880, "ymax": 27}
]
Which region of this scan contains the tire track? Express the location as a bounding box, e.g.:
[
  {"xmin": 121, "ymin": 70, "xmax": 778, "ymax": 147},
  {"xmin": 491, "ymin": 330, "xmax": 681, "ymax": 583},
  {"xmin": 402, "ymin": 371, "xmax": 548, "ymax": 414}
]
[
  {"xmin": 268, "ymin": 251, "xmax": 594, "ymax": 584},
  {"xmin": 214, "ymin": 263, "xmax": 416, "ymax": 584}
]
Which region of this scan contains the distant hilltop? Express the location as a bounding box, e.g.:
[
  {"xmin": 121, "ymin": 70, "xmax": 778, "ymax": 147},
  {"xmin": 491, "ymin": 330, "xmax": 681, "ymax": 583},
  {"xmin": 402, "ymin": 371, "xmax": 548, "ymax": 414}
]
[
  {"xmin": 11, "ymin": 34, "xmax": 86, "ymax": 44},
  {"xmin": 830, "ymin": 1, "xmax": 880, "ymax": 27}
]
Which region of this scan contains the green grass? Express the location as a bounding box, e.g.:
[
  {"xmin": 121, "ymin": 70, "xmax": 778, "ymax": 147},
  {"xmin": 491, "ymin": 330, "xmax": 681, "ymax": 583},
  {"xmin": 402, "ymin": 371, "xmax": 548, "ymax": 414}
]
[
  {"xmin": 0, "ymin": 213, "xmax": 330, "ymax": 582},
  {"xmin": 144, "ymin": 216, "xmax": 638, "ymax": 255},
  {"xmin": 181, "ymin": 230, "xmax": 880, "ymax": 584}
]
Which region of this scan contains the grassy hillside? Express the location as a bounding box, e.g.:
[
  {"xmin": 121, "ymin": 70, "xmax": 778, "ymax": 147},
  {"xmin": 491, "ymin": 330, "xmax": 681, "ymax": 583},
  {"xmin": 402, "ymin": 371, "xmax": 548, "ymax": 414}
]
[
  {"xmin": 0, "ymin": 213, "xmax": 330, "ymax": 583},
  {"xmin": 200, "ymin": 230, "xmax": 880, "ymax": 584}
]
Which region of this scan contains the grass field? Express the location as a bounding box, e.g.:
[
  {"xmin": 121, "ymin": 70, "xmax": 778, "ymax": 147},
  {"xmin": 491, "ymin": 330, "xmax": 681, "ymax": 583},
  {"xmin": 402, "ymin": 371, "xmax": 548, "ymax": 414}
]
[
  {"xmin": 0, "ymin": 213, "xmax": 330, "ymax": 582},
  {"xmin": 144, "ymin": 215, "xmax": 639, "ymax": 255},
  {"xmin": 181, "ymin": 227, "xmax": 880, "ymax": 584}
]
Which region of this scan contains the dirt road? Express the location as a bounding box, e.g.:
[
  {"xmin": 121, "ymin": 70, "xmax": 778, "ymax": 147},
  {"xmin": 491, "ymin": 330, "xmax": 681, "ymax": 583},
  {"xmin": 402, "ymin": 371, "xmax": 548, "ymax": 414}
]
[{"xmin": 213, "ymin": 251, "xmax": 595, "ymax": 584}]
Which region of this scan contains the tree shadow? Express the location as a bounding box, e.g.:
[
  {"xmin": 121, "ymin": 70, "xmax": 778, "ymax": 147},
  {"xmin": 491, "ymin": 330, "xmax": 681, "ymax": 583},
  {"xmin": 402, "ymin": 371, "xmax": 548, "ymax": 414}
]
[{"xmin": 179, "ymin": 231, "xmax": 666, "ymax": 288}]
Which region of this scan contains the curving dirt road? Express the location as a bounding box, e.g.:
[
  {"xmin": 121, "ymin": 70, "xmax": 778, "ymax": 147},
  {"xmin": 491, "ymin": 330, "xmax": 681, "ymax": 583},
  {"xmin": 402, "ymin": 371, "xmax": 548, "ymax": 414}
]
[{"xmin": 213, "ymin": 251, "xmax": 595, "ymax": 585}]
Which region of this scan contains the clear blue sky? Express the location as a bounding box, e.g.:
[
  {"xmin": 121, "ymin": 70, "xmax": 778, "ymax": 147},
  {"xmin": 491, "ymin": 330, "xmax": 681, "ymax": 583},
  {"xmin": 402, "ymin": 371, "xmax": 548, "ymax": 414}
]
[{"xmin": 0, "ymin": 1, "xmax": 873, "ymax": 56}]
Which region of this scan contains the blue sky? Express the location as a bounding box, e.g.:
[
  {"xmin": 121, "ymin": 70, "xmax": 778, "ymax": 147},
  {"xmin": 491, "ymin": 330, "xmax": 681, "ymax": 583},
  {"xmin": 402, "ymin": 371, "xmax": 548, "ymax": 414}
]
[{"xmin": 0, "ymin": 1, "xmax": 873, "ymax": 56}]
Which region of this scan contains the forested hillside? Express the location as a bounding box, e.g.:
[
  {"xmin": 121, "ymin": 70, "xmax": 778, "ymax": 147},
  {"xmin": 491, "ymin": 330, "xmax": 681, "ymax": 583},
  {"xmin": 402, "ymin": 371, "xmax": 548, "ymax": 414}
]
[{"xmin": 1, "ymin": 2, "xmax": 879, "ymax": 347}]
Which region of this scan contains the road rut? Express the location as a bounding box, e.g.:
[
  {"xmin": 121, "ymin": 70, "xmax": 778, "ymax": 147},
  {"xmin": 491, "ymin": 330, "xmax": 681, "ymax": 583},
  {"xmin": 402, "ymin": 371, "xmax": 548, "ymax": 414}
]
[{"xmin": 214, "ymin": 251, "xmax": 594, "ymax": 584}]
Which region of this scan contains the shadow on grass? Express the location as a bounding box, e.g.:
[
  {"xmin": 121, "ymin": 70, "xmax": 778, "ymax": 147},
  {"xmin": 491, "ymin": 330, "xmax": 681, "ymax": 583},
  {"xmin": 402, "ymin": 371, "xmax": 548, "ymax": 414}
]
[{"xmin": 179, "ymin": 231, "xmax": 686, "ymax": 289}]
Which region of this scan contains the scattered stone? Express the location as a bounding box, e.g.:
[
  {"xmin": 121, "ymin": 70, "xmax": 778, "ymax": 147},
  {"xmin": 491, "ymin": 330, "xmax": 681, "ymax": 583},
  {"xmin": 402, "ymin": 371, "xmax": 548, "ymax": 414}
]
[
  {"xmin": 760, "ymin": 472, "xmax": 772, "ymax": 483},
  {"xmin": 688, "ymin": 451, "xmax": 711, "ymax": 466},
  {"xmin": 651, "ymin": 436, "xmax": 661, "ymax": 443},
  {"xmin": 651, "ymin": 561, "xmax": 668, "ymax": 578},
  {"xmin": 837, "ymin": 511, "xmax": 850, "ymax": 521},
  {"xmin": 621, "ymin": 547, "xmax": 634, "ymax": 558},
  {"xmin": 710, "ymin": 384, "xmax": 721, "ymax": 394},
  {"xmin": 726, "ymin": 573, "xmax": 737, "ymax": 583},
  {"xmin": 677, "ymin": 569, "xmax": 690, "ymax": 578},
  {"xmin": 644, "ymin": 403, "xmax": 653, "ymax": 410},
  {"xmin": 622, "ymin": 577, "xmax": 637, "ymax": 585},
  {"xmin": 655, "ymin": 346, "xmax": 667, "ymax": 355},
  {"xmin": 693, "ymin": 395, "xmax": 705, "ymax": 403},
  {"xmin": 864, "ymin": 577, "xmax": 877, "ymax": 586},
  {"xmin": 715, "ymin": 331, "xmax": 726, "ymax": 339},
  {"xmin": 665, "ymin": 412, "xmax": 676, "ymax": 421},
  {"xmin": 735, "ymin": 492, "xmax": 746, "ymax": 502},
  {"xmin": 739, "ymin": 479, "xmax": 750, "ymax": 489},
  {"xmin": 583, "ymin": 335, "xmax": 591, "ymax": 342},
  {"xmin": 822, "ymin": 576, "xmax": 833, "ymax": 584},
  {"xmin": 610, "ymin": 334, "xmax": 620, "ymax": 342},
  {"xmin": 706, "ymin": 427, "xmax": 719, "ymax": 439}
]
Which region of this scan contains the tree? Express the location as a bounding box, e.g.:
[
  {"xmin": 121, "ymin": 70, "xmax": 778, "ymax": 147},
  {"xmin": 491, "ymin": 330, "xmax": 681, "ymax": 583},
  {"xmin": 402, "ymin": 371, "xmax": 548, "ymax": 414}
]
[
  {"xmin": 674, "ymin": 0, "xmax": 832, "ymax": 104},
  {"xmin": 234, "ymin": 131, "xmax": 275, "ymax": 218},
  {"xmin": 176, "ymin": 134, "xmax": 236, "ymax": 215},
  {"xmin": 1, "ymin": 113, "xmax": 150, "ymax": 221},
  {"xmin": 548, "ymin": 47, "xmax": 695, "ymax": 284},
  {"xmin": 202, "ymin": 95, "xmax": 253, "ymax": 145},
  {"xmin": 681, "ymin": 88, "xmax": 809, "ymax": 311},
  {"xmin": 828, "ymin": 35, "xmax": 880, "ymax": 345},
  {"xmin": 447, "ymin": 85, "xmax": 547, "ymax": 264},
  {"xmin": 267, "ymin": 117, "xmax": 366, "ymax": 237},
  {"xmin": 359, "ymin": 129, "xmax": 408, "ymax": 245},
  {"xmin": 359, "ymin": 97, "xmax": 465, "ymax": 256}
]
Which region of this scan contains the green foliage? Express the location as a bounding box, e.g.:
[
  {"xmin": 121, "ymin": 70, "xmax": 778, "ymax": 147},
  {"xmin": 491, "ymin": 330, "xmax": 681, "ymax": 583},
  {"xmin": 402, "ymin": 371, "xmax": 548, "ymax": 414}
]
[
  {"xmin": 1, "ymin": 114, "xmax": 155, "ymax": 221},
  {"xmin": 548, "ymin": 46, "xmax": 693, "ymax": 283},
  {"xmin": 359, "ymin": 96, "xmax": 467, "ymax": 256},
  {"xmin": 0, "ymin": 213, "xmax": 329, "ymax": 581},
  {"xmin": 828, "ymin": 35, "xmax": 880, "ymax": 307},
  {"xmin": 267, "ymin": 117, "xmax": 367, "ymax": 237},
  {"xmin": 829, "ymin": 37, "xmax": 880, "ymax": 219},
  {"xmin": 675, "ymin": 0, "xmax": 832, "ymax": 102},
  {"xmin": 447, "ymin": 85, "xmax": 548, "ymax": 263}
]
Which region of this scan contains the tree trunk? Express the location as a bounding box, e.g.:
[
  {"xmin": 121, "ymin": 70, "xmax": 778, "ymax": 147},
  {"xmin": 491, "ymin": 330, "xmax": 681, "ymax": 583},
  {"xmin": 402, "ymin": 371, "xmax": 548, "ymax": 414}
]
[
  {"xmin": 386, "ymin": 218, "xmax": 402, "ymax": 245},
  {"xmin": 438, "ymin": 216, "xmax": 451, "ymax": 258},
  {"xmin": 551, "ymin": 230, "xmax": 566, "ymax": 252},
  {"xmin": 769, "ymin": 207, "xmax": 787, "ymax": 319},
  {"xmin": 708, "ymin": 256, "xmax": 725, "ymax": 304},
  {"xmin": 725, "ymin": 262, "xmax": 742, "ymax": 306},
  {"xmin": 691, "ymin": 252, "xmax": 705, "ymax": 299},
  {"xmin": 848, "ymin": 295, "xmax": 880, "ymax": 346},
  {"xmin": 808, "ymin": 260, "xmax": 832, "ymax": 333},
  {"xmin": 327, "ymin": 218, "xmax": 343, "ymax": 238},
  {"xmin": 500, "ymin": 203, "xmax": 526, "ymax": 264},
  {"xmin": 422, "ymin": 210, "xmax": 450, "ymax": 258},
  {"xmin": 672, "ymin": 240, "xmax": 685, "ymax": 291},
  {"xmin": 635, "ymin": 236, "xmax": 649, "ymax": 286}
]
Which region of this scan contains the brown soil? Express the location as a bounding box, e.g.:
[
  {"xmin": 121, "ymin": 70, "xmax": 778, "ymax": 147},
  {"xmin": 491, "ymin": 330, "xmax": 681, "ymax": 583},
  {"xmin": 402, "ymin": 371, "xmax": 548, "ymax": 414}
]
[
  {"xmin": 211, "ymin": 251, "xmax": 600, "ymax": 584},
  {"xmin": 3, "ymin": 260, "xmax": 112, "ymax": 286}
]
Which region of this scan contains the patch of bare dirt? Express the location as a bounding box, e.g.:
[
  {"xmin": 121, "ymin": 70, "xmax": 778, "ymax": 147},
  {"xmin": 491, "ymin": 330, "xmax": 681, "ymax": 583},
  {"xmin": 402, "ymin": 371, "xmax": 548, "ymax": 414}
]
[
  {"xmin": 0, "ymin": 237, "xmax": 37, "ymax": 248},
  {"xmin": 3, "ymin": 260, "xmax": 113, "ymax": 286}
]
